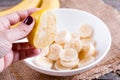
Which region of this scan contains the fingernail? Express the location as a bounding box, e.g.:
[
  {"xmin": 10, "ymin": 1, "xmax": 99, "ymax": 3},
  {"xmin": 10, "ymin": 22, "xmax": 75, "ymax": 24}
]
[{"xmin": 23, "ymin": 16, "xmax": 33, "ymax": 25}]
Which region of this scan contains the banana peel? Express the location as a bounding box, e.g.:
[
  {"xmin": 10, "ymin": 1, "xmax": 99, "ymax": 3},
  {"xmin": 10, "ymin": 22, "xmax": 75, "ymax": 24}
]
[
  {"xmin": 41, "ymin": 0, "xmax": 60, "ymax": 9},
  {"xmin": 0, "ymin": 0, "xmax": 42, "ymax": 16},
  {"xmin": 2, "ymin": 0, "xmax": 42, "ymax": 28}
]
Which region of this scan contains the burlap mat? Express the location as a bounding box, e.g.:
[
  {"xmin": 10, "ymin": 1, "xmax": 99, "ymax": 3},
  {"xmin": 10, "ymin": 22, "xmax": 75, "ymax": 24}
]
[{"xmin": 0, "ymin": 0, "xmax": 120, "ymax": 79}]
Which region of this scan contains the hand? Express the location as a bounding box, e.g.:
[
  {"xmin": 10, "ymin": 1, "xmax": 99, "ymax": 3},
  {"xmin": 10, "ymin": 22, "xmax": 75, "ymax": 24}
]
[{"xmin": 0, "ymin": 8, "xmax": 41, "ymax": 73}]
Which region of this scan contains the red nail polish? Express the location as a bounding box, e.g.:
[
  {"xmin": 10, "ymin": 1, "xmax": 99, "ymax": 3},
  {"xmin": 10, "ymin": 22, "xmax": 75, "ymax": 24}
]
[{"xmin": 23, "ymin": 16, "xmax": 33, "ymax": 25}]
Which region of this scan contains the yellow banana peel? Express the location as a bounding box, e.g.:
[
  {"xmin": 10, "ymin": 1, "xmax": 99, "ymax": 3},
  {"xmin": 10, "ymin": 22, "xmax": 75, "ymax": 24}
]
[
  {"xmin": 0, "ymin": 0, "xmax": 42, "ymax": 16},
  {"xmin": 40, "ymin": 0, "xmax": 60, "ymax": 9}
]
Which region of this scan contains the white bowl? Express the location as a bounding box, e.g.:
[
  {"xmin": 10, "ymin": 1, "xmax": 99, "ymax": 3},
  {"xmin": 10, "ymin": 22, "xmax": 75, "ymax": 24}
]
[{"xmin": 24, "ymin": 8, "xmax": 111, "ymax": 76}]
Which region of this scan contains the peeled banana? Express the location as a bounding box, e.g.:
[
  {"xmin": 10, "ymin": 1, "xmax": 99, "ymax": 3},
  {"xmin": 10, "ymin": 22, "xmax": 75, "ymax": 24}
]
[
  {"xmin": 60, "ymin": 58, "xmax": 79, "ymax": 68},
  {"xmin": 55, "ymin": 31, "xmax": 71, "ymax": 45},
  {"xmin": 81, "ymin": 39, "xmax": 96, "ymax": 46},
  {"xmin": 78, "ymin": 56, "xmax": 95, "ymax": 68},
  {"xmin": 79, "ymin": 24, "xmax": 93, "ymax": 38},
  {"xmin": 60, "ymin": 48, "xmax": 78, "ymax": 62},
  {"xmin": 54, "ymin": 60, "xmax": 71, "ymax": 70},
  {"xmin": 28, "ymin": 10, "xmax": 57, "ymax": 48},
  {"xmin": 79, "ymin": 43, "xmax": 95, "ymax": 60},
  {"xmin": 33, "ymin": 23, "xmax": 97, "ymax": 70},
  {"xmin": 34, "ymin": 56, "xmax": 53, "ymax": 69},
  {"xmin": 47, "ymin": 43, "xmax": 62, "ymax": 61},
  {"xmin": 71, "ymin": 32, "xmax": 80, "ymax": 40},
  {"xmin": 39, "ymin": 46, "xmax": 49, "ymax": 57},
  {"xmin": 64, "ymin": 39, "xmax": 82, "ymax": 52}
]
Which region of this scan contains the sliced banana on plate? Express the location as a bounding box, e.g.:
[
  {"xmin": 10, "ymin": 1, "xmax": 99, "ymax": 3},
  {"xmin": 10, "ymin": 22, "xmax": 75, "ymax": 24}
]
[
  {"xmin": 54, "ymin": 60, "xmax": 71, "ymax": 70},
  {"xmin": 81, "ymin": 39, "xmax": 95, "ymax": 46},
  {"xmin": 32, "ymin": 23, "xmax": 97, "ymax": 71},
  {"xmin": 55, "ymin": 30, "xmax": 71, "ymax": 45},
  {"xmin": 79, "ymin": 24, "xmax": 93, "ymax": 38},
  {"xmin": 60, "ymin": 58, "xmax": 79, "ymax": 68},
  {"xmin": 79, "ymin": 43, "xmax": 95, "ymax": 60},
  {"xmin": 78, "ymin": 56, "xmax": 95, "ymax": 68},
  {"xmin": 60, "ymin": 48, "xmax": 78, "ymax": 62},
  {"xmin": 71, "ymin": 32, "xmax": 80, "ymax": 40},
  {"xmin": 39, "ymin": 46, "xmax": 49, "ymax": 57},
  {"xmin": 64, "ymin": 39, "xmax": 82, "ymax": 52},
  {"xmin": 47, "ymin": 43, "xmax": 63, "ymax": 61},
  {"xmin": 33, "ymin": 56, "xmax": 53, "ymax": 69}
]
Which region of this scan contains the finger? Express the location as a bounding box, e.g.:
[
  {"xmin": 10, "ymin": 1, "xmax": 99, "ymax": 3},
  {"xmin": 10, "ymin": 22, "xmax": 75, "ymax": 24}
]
[
  {"xmin": 0, "ymin": 8, "xmax": 40, "ymax": 29},
  {"xmin": 0, "ymin": 38, "xmax": 12, "ymax": 58},
  {"xmin": 0, "ymin": 57, "xmax": 4, "ymax": 73},
  {"xmin": 12, "ymin": 42, "xmax": 34, "ymax": 51},
  {"xmin": 4, "ymin": 50, "xmax": 13, "ymax": 69},
  {"xmin": 13, "ymin": 48, "xmax": 41, "ymax": 62},
  {"xmin": 3, "ymin": 16, "xmax": 34, "ymax": 42}
]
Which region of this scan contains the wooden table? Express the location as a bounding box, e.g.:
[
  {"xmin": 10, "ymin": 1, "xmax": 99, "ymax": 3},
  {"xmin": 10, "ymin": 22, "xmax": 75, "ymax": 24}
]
[{"xmin": 0, "ymin": 0, "xmax": 120, "ymax": 79}]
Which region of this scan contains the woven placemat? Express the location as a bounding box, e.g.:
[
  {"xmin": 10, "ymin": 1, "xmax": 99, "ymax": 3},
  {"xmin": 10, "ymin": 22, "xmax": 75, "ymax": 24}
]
[{"xmin": 0, "ymin": 0, "xmax": 120, "ymax": 79}]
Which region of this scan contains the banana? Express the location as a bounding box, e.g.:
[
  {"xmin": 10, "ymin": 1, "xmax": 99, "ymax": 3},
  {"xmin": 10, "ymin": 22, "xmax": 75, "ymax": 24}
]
[
  {"xmin": 33, "ymin": 56, "xmax": 53, "ymax": 69},
  {"xmin": 0, "ymin": 0, "xmax": 42, "ymax": 16},
  {"xmin": 81, "ymin": 39, "xmax": 95, "ymax": 46},
  {"xmin": 55, "ymin": 31, "xmax": 71, "ymax": 45},
  {"xmin": 40, "ymin": 0, "xmax": 60, "ymax": 9},
  {"xmin": 54, "ymin": 60, "xmax": 71, "ymax": 70},
  {"xmin": 60, "ymin": 48, "xmax": 78, "ymax": 62},
  {"xmin": 60, "ymin": 58, "xmax": 79, "ymax": 68},
  {"xmin": 79, "ymin": 43, "xmax": 95, "ymax": 60},
  {"xmin": 39, "ymin": 46, "xmax": 49, "ymax": 57},
  {"xmin": 79, "ymin": 24, "xmax": 93, "ymax": 38},
  {"xmin": 47, "ymin": 43, "xmax": 62, "ymax": 61},
  {"xmin": 28, "ymin": 10, "xmax": 57, "ymax": 48},
  {"xmin": 78, "ymin": 56, "xmax": 95, "ymax": 68},
  {"xmin": 27, "ymin": 0, "xmax": 60, "ymax": 48},
  {"xmin": 71, "ymin": 32, "xmax": 80, "ymax": 40},
  {"xmin": 64, "ymin": 39, "xmax": 82, "ymax": 52}
]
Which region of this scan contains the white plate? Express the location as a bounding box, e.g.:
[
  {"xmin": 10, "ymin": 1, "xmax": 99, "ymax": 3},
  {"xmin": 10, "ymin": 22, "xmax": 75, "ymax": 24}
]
[{"xmin": 23, "ymin": 8, "xmax": 112, "ymax": 76}]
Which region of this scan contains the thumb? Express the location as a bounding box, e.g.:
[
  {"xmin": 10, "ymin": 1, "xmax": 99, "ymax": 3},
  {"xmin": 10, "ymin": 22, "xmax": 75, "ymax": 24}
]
[{"xmin": 4, "ymin": 16, "xmax": 35, "ymax": 42}]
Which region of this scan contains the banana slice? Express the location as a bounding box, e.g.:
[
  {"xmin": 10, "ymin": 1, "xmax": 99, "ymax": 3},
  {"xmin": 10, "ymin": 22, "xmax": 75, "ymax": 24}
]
[
  {"xmin": 81, "ymin": 39, "xmax": 96, "ymax": 46},
  {"xmin": 78, "ymin": 56, "xmax": 95, "ymax": 68},
  {"xmin": 64, "ymin": 39, "xmax": 82, "ymax": 52},
  {"xmin": 60, "ymin": 58, "xmax": 79, "ymax": 68},
  {"xmin": 79, "ymin": 24, "xmax": 93, "ymax": 38},
  {"xmin": 55, "ymin": 31, "xmax": 71, "ymax": 45},
  {"xmin": 33, "ymin": 56, "xmax": 53, "ymax": 69},
  {"xmin": 60, "ymin": 48, "xmax": 78, "ymax": 62},
  {"xmin": 47, "ymin": 43, "xmax": 63, "ymax": 61},
  {"xmin": 28, "ymin": 10, "xmax": 57, "ymax": 48},
  {"xmin": 39, "ymin": 46, "xmax": 49, "ymax": 57},
  {"xmin": 71, "ymin": 33, "xmax": 80, "ymax": 40},
  {"xmin": 79, "ymin": 43, "xmax": 95, "ymax": 60},
  {"xmin": 54, "ymin": 60, "xmax": 71, "ymax": 70}
]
